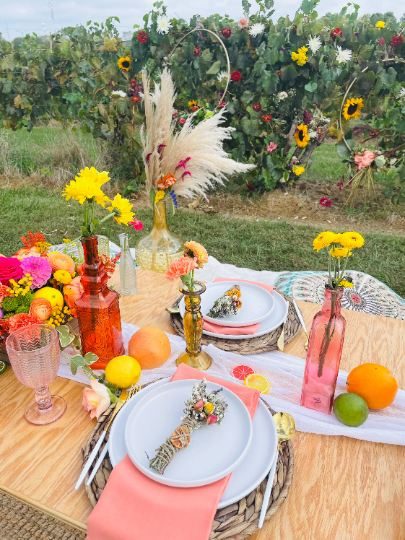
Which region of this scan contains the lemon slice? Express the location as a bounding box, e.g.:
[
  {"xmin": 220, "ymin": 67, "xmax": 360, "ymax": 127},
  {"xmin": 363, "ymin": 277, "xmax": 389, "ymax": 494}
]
[{"xmin": 244, "ymin": 373, "xmax": 270, "ymax": 394}]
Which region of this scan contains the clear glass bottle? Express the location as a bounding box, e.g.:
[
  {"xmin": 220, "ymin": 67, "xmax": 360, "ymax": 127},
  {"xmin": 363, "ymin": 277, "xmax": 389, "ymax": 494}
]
[
  {"xmin": 300, "ymin": 287, "xmax": 346, "ymax": 414},
  {"xmin": 136, "ymin": 200, "xmax": 183, "ymax": 273},
  {"xmin": 119, "ymin": 233, "xmax": 137, "ymax": 295}
]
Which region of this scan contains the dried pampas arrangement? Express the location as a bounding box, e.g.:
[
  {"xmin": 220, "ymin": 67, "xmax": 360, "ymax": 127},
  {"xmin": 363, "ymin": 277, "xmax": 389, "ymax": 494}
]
[{"xmin": 140, "ymin": 68, "xmax": 255, "ymax": 200}]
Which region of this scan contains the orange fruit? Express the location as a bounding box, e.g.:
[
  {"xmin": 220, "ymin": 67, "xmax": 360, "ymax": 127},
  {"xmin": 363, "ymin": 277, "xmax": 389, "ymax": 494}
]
[
  {"xmin": 346, "ymin": 363, "xmax": 398, "ymax": 409},
  {"xmin": 128, "ymin": 326, "xmax": 171, "ymax": 370}
]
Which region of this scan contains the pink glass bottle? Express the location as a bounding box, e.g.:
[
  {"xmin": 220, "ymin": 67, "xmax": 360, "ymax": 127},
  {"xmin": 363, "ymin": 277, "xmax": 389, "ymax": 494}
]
[
  {"xmin": 75, "ymin": 236, "xmax": 124, "ymax": 369},
  {"xmin": 300, "ymin": 288, "xmax": 346, "ymax": 414}
]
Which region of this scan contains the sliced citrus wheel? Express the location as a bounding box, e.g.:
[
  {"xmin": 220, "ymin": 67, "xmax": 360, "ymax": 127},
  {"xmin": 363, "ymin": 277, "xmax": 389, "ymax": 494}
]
[
  {"xmin": 0, "ymin": 361, "xmax": 7, "ymax": 375},
  {"xmin": 244, "ymin": 373, "xmax": 270, "ymax": 394},
  {"xmin": 233, "ymin": 365, "xmax": 255, "ymax": 381}
]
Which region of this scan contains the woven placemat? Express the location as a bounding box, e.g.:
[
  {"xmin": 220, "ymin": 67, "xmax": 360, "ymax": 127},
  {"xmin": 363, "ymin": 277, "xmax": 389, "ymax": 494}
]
[
  {"xmin": 170, "ymin": 291, "xmax": 301, "ymax": 355},
  {"xmin": 0, "ymin": 489, "xmax": 86, "ymax": 540},
  {"xmin": 83, "ymin": 382, "xmax": 294, "ymax": 539}
]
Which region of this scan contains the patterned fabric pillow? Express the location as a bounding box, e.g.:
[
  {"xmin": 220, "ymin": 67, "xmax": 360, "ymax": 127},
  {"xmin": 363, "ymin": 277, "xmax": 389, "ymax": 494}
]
[{"xmin": 275, "ymin": 270, "xmax": 405, "ymax": 320}]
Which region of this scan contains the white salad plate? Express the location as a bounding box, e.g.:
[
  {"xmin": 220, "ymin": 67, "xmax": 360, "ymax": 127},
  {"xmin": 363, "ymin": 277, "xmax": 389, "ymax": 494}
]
[
  {"xmin": 110, "ymin": 375, "xmax": 278, "ymax": 507},
  {"xmin": 181, "ymin": 281, "xmax": 274, "ymax": 327},
  {"xmin": 180, "ymin": 288, "xmax": 289, "ymax": 340}
]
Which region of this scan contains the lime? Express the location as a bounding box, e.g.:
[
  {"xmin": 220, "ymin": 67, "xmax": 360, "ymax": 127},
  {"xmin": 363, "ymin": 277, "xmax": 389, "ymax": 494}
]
[
  {"xmin": 105, "ymin": 355, "xmax": 141, "ymax": 389},
  {"xmin": 0, "ymin": 361, "xmax": 7, "ymax": 375},
  {"xmin": 333, "ymin": 393, "xmax": 369, "ymax": 427}
]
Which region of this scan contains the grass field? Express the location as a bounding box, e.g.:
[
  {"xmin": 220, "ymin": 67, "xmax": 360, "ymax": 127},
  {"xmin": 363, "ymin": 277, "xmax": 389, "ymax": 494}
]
[{"xmin": 1, "ymin": 186, "xmax": 405, "ymax": 297}]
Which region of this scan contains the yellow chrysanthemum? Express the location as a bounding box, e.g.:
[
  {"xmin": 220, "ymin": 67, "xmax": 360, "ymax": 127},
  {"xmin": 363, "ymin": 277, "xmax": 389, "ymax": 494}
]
[
  {"xmin": 118, "ymin": 56, "xmax": 131, "ymax": 71},
  {"xmin": 339, "ymin": 279, "xmax": 354, "ymax": 288},
  {"xmin": 108, "ymin": 193, "xmax": 135, "ymax": 225},
  {"xmin": 293, "ymin": 124, "xmax": 310, "ymax": 148},
  {"xmin": 293, "ymin": 166, "xmax": 306, "ymax": 176},
  {"xmin": 313, "ymin": 231, "xmax": 336, "ymax": 252},
  {"xmin": 330, "ymin": 247, "xmax": 352, "ymax": 259},
  {"xmin": 340, "ymin": 231, "xmax": 365, "ymax": 249},
  {"xmin": 54, "ymin": 270, "xmax": 72, "ymax": 285},
  {"xmin": 154, "ymin": 190, "xmax": 165, "ymax": 204},
  {"xmin": 184, "ymin": 241, "xmax": 208, "ymax": 268},
  {"xmin": 291, "ymin": 46, "xmax": 308, "ymax": 66},
  {"xmin": 342, "ymin": 98, "xmax": 364, "ymax": 121},
  {"xmin": 63, "ymin": 167, "xmax": 110, "ymax": 207},
  {"xmin": 376, "ymin": 21, "xmax": 385, "ymax": 28}
]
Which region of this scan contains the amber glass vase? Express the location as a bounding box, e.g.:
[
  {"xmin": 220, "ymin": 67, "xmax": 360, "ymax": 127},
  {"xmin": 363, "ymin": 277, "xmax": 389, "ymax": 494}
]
[
  {"xmin": 136, "ymin": 200, "xmax": 183, "ymax": 273},
  {"xmin": 300, "ymin": 287, "xmax": 346, "ymax": 414},
  {"xmin": 177, "ymin": 281, "xmax": 212, "ymax": 371},
  {"xmin": 75, "ymin": 236, "xmax": 124, "ymax": 370}
]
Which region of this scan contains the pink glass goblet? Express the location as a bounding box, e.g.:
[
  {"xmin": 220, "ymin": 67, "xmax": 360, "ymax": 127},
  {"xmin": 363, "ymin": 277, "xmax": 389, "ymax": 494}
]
[{"xmin": 6, "ymin": 324, "xmax": 67, "ymax": 426}]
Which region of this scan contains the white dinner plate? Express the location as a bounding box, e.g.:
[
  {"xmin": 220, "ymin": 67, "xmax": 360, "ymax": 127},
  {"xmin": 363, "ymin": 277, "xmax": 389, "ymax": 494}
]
[
  {"xmin": 181, "ymin": 281, "xmax": 274, "ymax": 327},
  {"xmin": 180, "ymin": 289, "xmax": 289, "ymax": 340},
  {"xmin": 125, "ymin": 379, "xmax": 253, "ymax": 488},
  {"xmin": 110, "ymin": 375, "xmax": 277, "ymax": 507}
]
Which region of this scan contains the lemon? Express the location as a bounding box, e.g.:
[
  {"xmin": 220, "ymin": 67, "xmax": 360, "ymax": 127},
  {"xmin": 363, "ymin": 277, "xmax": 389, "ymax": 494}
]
[
  {"xmin": 244, "ymin": 373, "xmax": 270, "ymax": 394},
  {"xmin": 333, "ymin": 393, "xmax": 369, "ymax": 427},
  {"xmin": 105, "ymin": 355, "xmax": 141, "ymax": 389},
  {"xmin": 34, "ymin": 287, "xmax": 64, "ymax": 310}
]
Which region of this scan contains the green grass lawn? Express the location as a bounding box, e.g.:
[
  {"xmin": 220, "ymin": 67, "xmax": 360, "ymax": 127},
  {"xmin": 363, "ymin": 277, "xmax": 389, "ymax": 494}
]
[{"xmin": 1, "ymin": 186, "xmax": 404, "ymax": 298}]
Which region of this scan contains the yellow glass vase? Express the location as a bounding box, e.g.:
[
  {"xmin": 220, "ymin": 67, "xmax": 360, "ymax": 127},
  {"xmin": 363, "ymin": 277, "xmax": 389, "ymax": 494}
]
[
  {"xmin": 136, "ymin": 200, "xmax": 183, "ymax": 273},
  {"xmin": 177, "ymin": 281, "xmax": 212, "ymax": 370}
]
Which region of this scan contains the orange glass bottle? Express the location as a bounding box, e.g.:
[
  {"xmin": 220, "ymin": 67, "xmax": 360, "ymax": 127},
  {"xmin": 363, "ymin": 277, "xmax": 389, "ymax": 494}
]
[{"xmin": 75, "ymin": 236, "xmax": 124, "ymax": 369}]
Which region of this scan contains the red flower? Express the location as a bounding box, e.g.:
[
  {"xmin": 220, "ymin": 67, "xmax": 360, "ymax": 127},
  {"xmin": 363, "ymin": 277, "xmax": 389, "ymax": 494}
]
[
  {"xmin": 179, "ymin": 118, "xmax": 186, "ymax": 124},
  {"xmin": 0, "ymin": 257, "xmax": 23, "ymax": 287},
  {"xmin": 276, "ymin": 70, "xmax": 281, "ymax": 76},
  {"xmin": 137, "ymin": 30, "xmax": 148, "ymax": 44},
  {"xmin": 292, "ymin": 25, "xmax": 297, "ymax": 34},
  {"xmin": 253, "ymin": 103, "xmax": 262, "ymax": 112},
  {"xmin": 130, "ymin": 79, "xmax": 137, "ymax": 88},
  {"xmin": 369, "ymin": 130, "xmax": 380, "ymax": 137},
  {"xmin": 221, "ymin": 28, "xmax": 232, "ymax": 39},
  {"xmin": 194, "ymin": 46, "xmax": 201, "ymax": 56},
  {"xmin": 330, "ymin": 28, "xmax": 343, "ymax": 40},
  {"xmin": 378, "ymin": 37, "xmax": 385, "ymax": 47},
  {"xmin": 131, "ymin": 96, "xmax": 141, "ymax": 103},
  {"xmin": 319, "ymin": 197, "xmax": 332, "ymax": 207},
  {"xmin": 217, "ymin": 101, "xmax": 226, "ymax": 109},
  {"xmin": 261, "ymin": 114, "xmax": 272, "ymax": 122},
  {"xmin": 247, "ymin": 183, "xmax": 255, "ymax": 191},
  {"xmin": 231, "ymin": 70, "xmax": 241, "ymax": 82},
  {"xmin": 192, "ymin": 105, "xmax": 199, "ymax": 111},
  {"xmin": 392, "ymin": 35, "xmax": 404, "ymax": 46}
]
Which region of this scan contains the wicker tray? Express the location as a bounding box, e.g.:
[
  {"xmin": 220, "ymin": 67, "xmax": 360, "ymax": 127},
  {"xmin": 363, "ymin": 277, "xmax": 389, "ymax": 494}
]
[
  {"xmin": 170, "ymin": 291, "xmax": 301, "ymax": 355},
  {"xmin": 83, "ymin": 381, "xmax": 294, "ymax": 539}
]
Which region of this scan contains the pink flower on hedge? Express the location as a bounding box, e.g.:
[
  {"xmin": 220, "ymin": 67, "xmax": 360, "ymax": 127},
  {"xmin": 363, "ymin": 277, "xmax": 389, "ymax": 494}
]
[
  {"xmin": 129, "ymin": 219, "xmax": 143, "ymax": 231},
  {"xmin": 267, "ymin": 142, "xmax": 277, "ymax": 152},
  {"xmin": 378, "ymin": 37, "xmax": 385, "ymax": 47},
  {"xmin": 20, "ymin": 256, "xmax": 52, "ymax": 289},
  {"xmin": 354, "ymin": 150, "xmax": 375, "ymax": 170},
  {"xmin": 238, "ymin": 18, "xmax": 249, "ymax": 29}
]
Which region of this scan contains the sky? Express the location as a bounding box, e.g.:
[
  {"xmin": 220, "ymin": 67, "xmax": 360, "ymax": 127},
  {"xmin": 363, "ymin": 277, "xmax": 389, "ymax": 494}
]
[{"xmin": 1, "ymin": 0, "xmax": 403, "ymax": 41}]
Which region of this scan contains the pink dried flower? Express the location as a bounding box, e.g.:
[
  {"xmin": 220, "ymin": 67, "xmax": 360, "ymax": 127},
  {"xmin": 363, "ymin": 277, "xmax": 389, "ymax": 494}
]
[
  {"xmin": 20, "ymin": 256, "xmax": 52, "ymax": 288},
  {"xmin": 129, "ymin": 219, "xmax": 143, "ymax": 231},
  {"xmin": 238, "ymin": 17, "xmax": 249, "ymax": 29},
  {"xmin": 267, "ymin": 142, "xmax": 277, "ymax": 152}
]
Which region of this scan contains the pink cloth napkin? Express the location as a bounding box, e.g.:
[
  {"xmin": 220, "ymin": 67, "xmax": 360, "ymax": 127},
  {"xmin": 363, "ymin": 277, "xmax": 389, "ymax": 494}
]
[
  {"xmin": 86, "ymin": 364, "xmax": 260, "ymax": 540},
  {"xmin": 203, "ymin": 277, "xmax": 275, "ymax": 336}
]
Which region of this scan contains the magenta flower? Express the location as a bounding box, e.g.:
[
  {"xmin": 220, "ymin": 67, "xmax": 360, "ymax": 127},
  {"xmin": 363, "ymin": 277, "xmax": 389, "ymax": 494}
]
[
  {"xmin": 319, "ymin": 197, "xmax": 332, "ymax": 207},
  {"xmin": 379, "ymin": 37, "xmax": 385, "ymax": 47},
  {"xmin": 267, "ymin": 142, "xmax": 277, "ymax": 152},
  {"xmin": 20, "ymin": 256, "xmax": 52, "ymax": 289},
  {"xmin": 175, "ymin": 157, "xmax": 191, "ymax": 171},
  {"xmin": 129, "ymin": 219, "xmax": 143, "ymax": 231}
]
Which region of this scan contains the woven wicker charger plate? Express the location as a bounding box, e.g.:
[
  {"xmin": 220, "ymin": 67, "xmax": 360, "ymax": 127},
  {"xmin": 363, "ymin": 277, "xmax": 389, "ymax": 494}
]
[
  {"xmin": 83, "ymin": 381, "xmax": 294, "ymax": 540},
  {"xmin": 170, "ymin": 291, "xmax": 301, "ymax": 355}
]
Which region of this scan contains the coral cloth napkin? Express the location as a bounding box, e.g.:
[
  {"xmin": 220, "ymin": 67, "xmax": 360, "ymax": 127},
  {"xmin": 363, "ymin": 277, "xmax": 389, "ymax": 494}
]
[
  {"xmin": 202, "ymin": 277, "xmax": 275, "ymax": 336},
  {"xmin": 86, "ymin": 364, "xmax": 260, "ymax": 540}
]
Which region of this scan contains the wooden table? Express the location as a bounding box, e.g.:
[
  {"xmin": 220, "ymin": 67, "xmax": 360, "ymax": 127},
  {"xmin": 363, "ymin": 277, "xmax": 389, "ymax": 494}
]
[{"xmin": 0, "ymin": 269, "xmax": 404, "ymax": 539}]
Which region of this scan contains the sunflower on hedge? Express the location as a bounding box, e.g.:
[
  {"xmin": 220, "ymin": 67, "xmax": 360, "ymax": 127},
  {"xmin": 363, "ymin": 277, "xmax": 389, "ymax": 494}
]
[
  {"xmin": 343, "ymin": 97, "xmax": 364, "ymax": 120},
  {"xmin": 294, "ymin": 123, "xmax": 310, "ymax": 148},
  {"xmin": 118, "ymin": 56, "xmax": 131, "ymax": 71}
]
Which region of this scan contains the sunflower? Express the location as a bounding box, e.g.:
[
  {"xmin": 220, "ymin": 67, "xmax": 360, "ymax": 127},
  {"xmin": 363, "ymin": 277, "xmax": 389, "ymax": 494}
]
[
  {"xmin": 293, "ymin": 124, "xmax": 310, "ymax": 148},
  {"xmin": 188, "ymin": 100, "xmax": 197, "ymax": 107},
  {"xmin": 342, "ymin": 97, "xmax": 364, "ymax": 121},
  {"xmin": 184, "ymin": 241, "xmax": 208, "ymax": 268},
  {"xmin": 339, "ymin": 279, "xmax": 354, "ymax": 288},
  {"xmin": 330, "ymin": 247, "xmax": 352, "ymax": 259},
  {"xmin": 313, "ymin": 231, "xmax": 336, "ymax": 252},
  {"xmin": 108, "ymin": 194, "xmax": 135, "ymax": 225},
  {"xmin": 118, "ymin": 57, "xmax": 131, "ymax": 71},
  {"xmin": 340, "ymin": 231, "xmax": 365, "ymax": 249}
]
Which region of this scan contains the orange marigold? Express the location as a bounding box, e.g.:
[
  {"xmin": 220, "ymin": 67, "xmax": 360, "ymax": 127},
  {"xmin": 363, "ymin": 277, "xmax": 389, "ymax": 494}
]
[
  {"xmin": 157, "ymin": 174, "xmax": 177, "ymax": 190},
  {"xmin": 184, "ymin": 241, "xmax": 208, "ymax": 268}
]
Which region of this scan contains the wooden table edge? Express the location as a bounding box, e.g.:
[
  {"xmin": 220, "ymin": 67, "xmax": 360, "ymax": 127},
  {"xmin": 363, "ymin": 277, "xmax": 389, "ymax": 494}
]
[{"xmin": 0, "ymin": 485, "xmax": 87, "ymax": 533}]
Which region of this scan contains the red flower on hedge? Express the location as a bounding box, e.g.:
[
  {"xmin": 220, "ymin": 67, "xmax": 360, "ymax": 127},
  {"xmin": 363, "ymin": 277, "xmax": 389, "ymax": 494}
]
[
  {"xmin": 262, "ymin": 114, "xmax": 272, "ymax": 122},
  {"xmin": 330, "ymin": 28, "xmax": 343, "ymax": 40},
  {"xmin": 217, "ymin": 101, "xmax": 226, "ymax": 109},
  {"xmin": 131, "ymin": 96, "xmax": 141, "ymax": 103},
  {"xmin": 392, "ymin": 35, "xmax": 404, "ymax": 46},
  {"xmin": 231, "ymin": 70, "xmax": 241, "ymax": 82},
  {"xmin": 194, "ymin": 46, "xmax": 201, "ymax": 56},
  {"xmin": 276, "ymin": 70, "xmax": 281, "ymax": 76},
  {"xmin": 221, "ymin": 28, "xmax": 232, "ymax": 39},
  {"xmin": 247, "ymin": 183, "xmax": 255, "ymax": 191},
  {"xmin": 137, "ymin": 30, "xmax": 148, "ymax": 44},
  {"xmin": 192, "ymin": 105, "xmax": 199, "ymax": 111},
  {"xmin": 319, "ymin": 197, "xmax": 332, "ymax": 207},
  {"xmin": 130, "ymin": 79, "xmax": 137, "ymax": 88},
  {"xmin": 253, "ymin": 103, "xmax": 262, "ymax": 112}
]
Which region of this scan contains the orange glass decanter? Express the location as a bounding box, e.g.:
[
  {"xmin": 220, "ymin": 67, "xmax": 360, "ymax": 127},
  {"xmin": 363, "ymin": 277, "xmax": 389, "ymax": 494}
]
[{"xmin": 75, "ymin": 236, "xmax": 124, "ymax": 369}]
